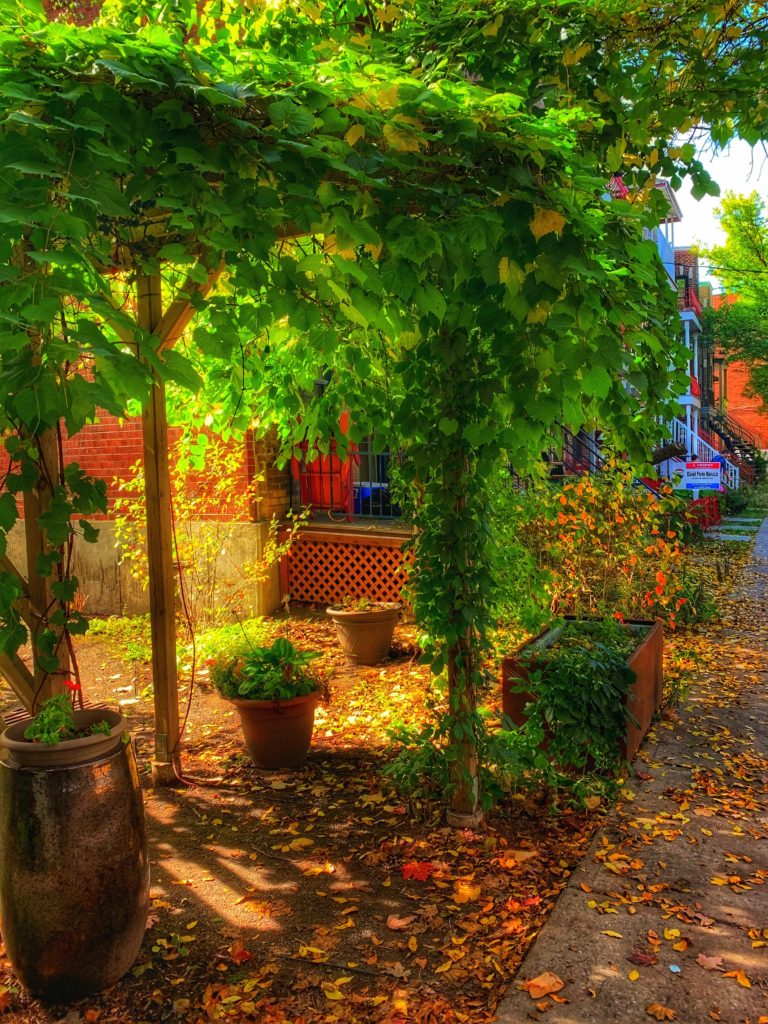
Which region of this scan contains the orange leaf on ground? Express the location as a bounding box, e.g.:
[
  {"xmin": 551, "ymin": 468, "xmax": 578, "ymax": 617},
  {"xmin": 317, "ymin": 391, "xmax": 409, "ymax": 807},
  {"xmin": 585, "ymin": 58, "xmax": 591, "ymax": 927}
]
[
  {"xmin": 696, "ymin": 951, "xmax": 722, "ymax": 971},
  {"xmin": 386, "ymin": 914, "xmax": 415, "ymax": 931},
  {"xmin": 723, "ymin": 970, "xmax": 751, "ymax": 988},
  {"xmin": 646, "ymin": 1004, "xmax": 676, "ymax": 1021},
  {"xmin": 523, "ymin": 972, "xmax": 565, "ymax": 1000}
]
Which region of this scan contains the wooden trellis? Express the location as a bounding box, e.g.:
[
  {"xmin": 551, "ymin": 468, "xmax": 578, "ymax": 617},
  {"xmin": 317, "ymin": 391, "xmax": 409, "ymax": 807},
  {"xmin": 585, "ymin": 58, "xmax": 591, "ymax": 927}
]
[{"xmin": 280, "ymin": 528, "xmax": 412, "ymax": 607}]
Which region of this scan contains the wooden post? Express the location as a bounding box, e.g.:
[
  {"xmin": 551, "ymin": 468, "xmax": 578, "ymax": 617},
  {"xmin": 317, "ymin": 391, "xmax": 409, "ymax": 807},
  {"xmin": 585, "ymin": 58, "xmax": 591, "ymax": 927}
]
[{"xmin": 137, "ymin": 273, "xmax": 182, "ymax": 785}]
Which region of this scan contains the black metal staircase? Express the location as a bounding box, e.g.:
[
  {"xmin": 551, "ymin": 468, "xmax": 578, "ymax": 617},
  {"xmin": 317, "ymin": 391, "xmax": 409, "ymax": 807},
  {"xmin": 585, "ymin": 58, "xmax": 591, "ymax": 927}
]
[{"xmin": 702, "ymin": 409, "xmax": 763, "ymax": 482}]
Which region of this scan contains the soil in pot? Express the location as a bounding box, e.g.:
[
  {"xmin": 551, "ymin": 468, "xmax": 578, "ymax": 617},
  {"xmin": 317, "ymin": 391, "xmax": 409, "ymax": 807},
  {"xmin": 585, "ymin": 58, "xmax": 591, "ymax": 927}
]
[
  {"xmin": 0, "ymin": 738, "xmax": 150, "ymax": 1001},
  {"xmin": 326, "ymin": 604, "xmax": 400, "ymax": 665},
  {"xmin": 233, "ymin": 690, "xmax": 320, "ymax": 769}
]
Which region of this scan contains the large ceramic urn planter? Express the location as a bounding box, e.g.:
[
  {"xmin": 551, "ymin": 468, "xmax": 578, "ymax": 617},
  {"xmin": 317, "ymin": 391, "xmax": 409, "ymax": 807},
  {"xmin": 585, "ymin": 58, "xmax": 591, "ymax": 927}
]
[
  {"xmin": 326, "ymin": 603, "xmax": 401, "ymax": 665},
  {"xmin": 0, "ymin": 715, "xmax": 149, "ymax": 1002},
  {"xmin": 501, "ymin": 618, "xmax": 664, "ymax": 761},
  {"xmin": 232, "ymin": 691, "xmax": 321, "ymax": 770}
]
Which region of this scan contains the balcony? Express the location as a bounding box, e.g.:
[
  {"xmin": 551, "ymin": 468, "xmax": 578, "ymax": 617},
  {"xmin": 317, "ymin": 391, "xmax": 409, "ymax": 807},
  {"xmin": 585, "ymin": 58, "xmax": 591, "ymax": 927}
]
[{"xmin": 677, "ymin": 283, "xmax": 702, "ymax": 318}]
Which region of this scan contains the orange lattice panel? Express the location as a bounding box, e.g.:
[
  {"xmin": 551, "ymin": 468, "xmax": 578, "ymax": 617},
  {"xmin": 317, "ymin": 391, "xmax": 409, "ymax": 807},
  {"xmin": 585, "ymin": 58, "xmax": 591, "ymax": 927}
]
[{"xmin": 284, "ymin": 532, "xmax": 412, "ymax": 606}]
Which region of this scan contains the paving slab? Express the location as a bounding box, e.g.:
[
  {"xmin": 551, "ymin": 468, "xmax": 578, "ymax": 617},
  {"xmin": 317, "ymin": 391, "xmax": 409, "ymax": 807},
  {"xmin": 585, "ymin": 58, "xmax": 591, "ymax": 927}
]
[
  {"xmin": 704, "ymin": 532, "xmax": 754, "ymax": 542},
  {"xmin": 496, "ymin": 884, "xmax": 768, "ymax": 1024},
  {"xmin": 496, "ymin": 516, "xmax": 768, "ymax": 1024}
]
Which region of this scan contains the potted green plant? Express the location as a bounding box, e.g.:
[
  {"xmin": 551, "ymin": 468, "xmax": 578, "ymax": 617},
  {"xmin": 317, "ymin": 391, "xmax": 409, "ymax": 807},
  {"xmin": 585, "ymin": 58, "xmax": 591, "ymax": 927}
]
[
  {"xmin": 0, "ymin": 687, "xmax": 149, "ymax": 1001},
  {"xmin": 210, "ymin": 637, "xmax": 323, "ymax": 769},
  {"xmin": 326, "ymin": 596, "xmax": 401, "ymax": 665},
  {"xmin": 501, "ymin": 617, "xmax": 663, "ymax": 766}
]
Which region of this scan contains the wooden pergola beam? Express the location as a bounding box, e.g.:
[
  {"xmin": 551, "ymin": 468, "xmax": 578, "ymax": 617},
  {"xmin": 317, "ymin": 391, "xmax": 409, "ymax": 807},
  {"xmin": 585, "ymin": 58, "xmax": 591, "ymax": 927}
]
[
  {"xmin": 154, "ymin": 263, "xmax": 223, "ymax": 353},
  {"xmin": 0, "ymin": 652, "xmax": 35, "ymax": 710}
]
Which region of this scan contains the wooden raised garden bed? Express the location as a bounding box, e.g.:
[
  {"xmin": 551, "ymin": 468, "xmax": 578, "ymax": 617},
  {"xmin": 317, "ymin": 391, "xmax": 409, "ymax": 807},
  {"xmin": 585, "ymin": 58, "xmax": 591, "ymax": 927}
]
[{"xmin": 501, "ymin": 618, "xmax": 664, "ymax": 761}]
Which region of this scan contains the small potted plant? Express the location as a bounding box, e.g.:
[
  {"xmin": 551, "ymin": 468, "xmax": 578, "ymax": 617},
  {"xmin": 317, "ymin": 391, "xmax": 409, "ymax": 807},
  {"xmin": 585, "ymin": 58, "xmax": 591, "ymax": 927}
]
[
  {"xmin": 326, "ymin": 596, "xmax": 401, "ymax": 665},
  {"xmin": 1, "ymin": 692, "xmax": 126, "ymax": 768},
  {"xmin": 210, "ymin": 636, "xmax": 323, "ymax": 769},
  {"xmin": 0, "ymin": 686, "xmax": 149, "ymax": 1001}
]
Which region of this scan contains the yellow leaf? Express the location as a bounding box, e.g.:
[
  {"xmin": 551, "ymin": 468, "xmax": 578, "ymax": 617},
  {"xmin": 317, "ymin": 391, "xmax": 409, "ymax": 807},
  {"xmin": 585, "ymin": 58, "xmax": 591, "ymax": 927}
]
[
  {"xmin": 377, "ymin": 85, "xmax": 400, "ymax": 110},
  {"xmin": 563, "ymin": 41, "xmax": 593, "ymax": 65},
  {"xmin": 530, "ymin": 206, "xmax": 566, "ymax": 240},
  {"xmin": 453, "ymin": 882, "xmax": 482, "ymax": 904},
  {"xmin": 289, "ymin": 837, "xmax": 314, "ymax": 852},
  {"xmin": 344, "ymin": 124, "xmax": 365, "ymax": 147},
  {"xmin": 482, "ymin": 13, "xmax": 503, "ymax": 36},
  {"xmin": 435, "ymin": 961, "xmax": 453, "ymax": 973},
  {"xmin": 322, "ymin": 985, "xmax": 344, "ymax": 1000},
  {"xmin": 407, "ymin": 936, "xmax": 418, "ymax": 953},
  {"xmin": 663, "ymin": 928, "xmax": 680, "ymax": 941},
  {"xmin": 584, "ymin": 795, "xmax": 602, "ymax": 810},
  {"xmin": 498, "ymin": 256, "xmax": 525, "ymax": 289},
  {"xmin": 383, "ymin": 117, "xmax": 424, "ymax": 153},
  {"xmin": 629, "ymin": 969, "xmax": 640, "ymax": 982},
  {"xmin": 601, "ymin": 931, "xmax": 623, "ymax": 938}
]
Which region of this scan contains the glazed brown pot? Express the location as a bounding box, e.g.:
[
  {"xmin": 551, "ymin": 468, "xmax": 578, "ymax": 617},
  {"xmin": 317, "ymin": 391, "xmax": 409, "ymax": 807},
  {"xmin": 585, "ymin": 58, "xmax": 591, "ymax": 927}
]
[
  {"xmin": 0, "ymin": 737, "xmax": 149, "ymax": 1002},
  {"xmin": 232, "ymin": 691, "xmax": 320, "ymax": 769},
  {"xmin": 1, "ymin": 708, "xmax": 126, "ymax": 769},
  {"xmin": 326, "ymin": 604, "xmax": 400, "ymax": 665},
  {"xmin": 501, "ymin": 618, "xmax": 664, "ymax": 761}
]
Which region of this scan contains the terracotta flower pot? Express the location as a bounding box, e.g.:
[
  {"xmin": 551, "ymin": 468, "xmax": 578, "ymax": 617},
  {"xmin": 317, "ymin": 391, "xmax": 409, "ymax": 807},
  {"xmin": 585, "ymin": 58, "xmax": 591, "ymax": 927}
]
[
  {"xmin": 232, "ymin": 691, "xmax": 320, "ymax": 769},
  {"xmin": 0, "ymin": 708, "xmax": 127, "ymax": 769},
  {"xmin": 326, "ymin": 604, "xmax": 400, "ymax": 665},
  {"xmin": 0, "ymin": 735, "xmax": 149, "ymax": 1001},
  {"xmin": 500, "ymin": 618, "xmax": 664, "ymax": 760}
]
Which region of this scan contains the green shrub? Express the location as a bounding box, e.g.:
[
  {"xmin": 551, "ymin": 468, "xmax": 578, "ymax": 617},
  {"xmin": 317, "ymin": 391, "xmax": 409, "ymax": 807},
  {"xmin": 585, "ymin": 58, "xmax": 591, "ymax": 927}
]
[{"xmin": 209, "ymin": 637, "xmax": 321, "ymax": 702}]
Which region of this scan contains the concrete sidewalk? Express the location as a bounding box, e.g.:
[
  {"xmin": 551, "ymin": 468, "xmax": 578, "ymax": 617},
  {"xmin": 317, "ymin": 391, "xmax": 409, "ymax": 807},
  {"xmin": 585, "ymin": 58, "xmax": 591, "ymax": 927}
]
[{"xmin": 496, "ymin": 518, "xmax": 768, "ymax": 1024}]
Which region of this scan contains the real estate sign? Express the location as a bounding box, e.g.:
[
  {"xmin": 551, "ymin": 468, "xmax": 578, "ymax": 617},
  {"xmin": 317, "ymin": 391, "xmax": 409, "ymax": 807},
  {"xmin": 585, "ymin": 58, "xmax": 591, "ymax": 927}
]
[{"xmin": 679, "ymin": 461, "xmax": 722, "ymax": 491}]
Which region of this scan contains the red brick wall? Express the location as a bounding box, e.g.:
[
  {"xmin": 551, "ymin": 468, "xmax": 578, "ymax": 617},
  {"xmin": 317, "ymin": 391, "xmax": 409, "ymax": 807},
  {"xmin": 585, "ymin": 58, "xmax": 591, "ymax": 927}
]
[{"xmin": 712, "ymin": 293, "xmax": 768, "ymax": 447}]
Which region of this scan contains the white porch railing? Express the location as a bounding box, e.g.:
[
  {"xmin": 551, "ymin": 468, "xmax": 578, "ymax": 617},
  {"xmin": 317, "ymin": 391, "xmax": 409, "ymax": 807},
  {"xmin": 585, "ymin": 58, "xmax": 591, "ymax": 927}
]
[{"xmin": 668, "ymin": 419, "xmax": 740, "ymax": 490}]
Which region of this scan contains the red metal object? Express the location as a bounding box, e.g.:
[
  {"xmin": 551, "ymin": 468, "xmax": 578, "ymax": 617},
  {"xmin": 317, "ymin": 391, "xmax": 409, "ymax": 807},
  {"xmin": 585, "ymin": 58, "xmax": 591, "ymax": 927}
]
[
  {"xmin": 687, "ymin": 496, "xmax": 722, "ymax": 530},
  {"xmin": 290, "ymin": 412, "xmax": 357, "ymax": 519}
]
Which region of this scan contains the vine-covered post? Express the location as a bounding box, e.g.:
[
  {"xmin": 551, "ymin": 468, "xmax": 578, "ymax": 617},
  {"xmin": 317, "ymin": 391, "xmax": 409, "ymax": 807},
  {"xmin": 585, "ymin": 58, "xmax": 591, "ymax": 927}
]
[
  {"xmin": 137, "ymin": 273, "xmax": 181, "ymax": 784},
  {"xmin": 23, "ymin": 424, "xmax": 69, "ymax": 706}
]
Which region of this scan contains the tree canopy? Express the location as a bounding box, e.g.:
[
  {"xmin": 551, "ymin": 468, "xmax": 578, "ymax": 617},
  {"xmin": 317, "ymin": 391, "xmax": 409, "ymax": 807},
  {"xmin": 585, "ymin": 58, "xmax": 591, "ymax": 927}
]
[
  {"xmin": 2, "ymin": 0, "xmax": 768, "ymax": 815},
  {"xmin": 703, "ymin": 192, "xmax": 768, "ymax": 410}
]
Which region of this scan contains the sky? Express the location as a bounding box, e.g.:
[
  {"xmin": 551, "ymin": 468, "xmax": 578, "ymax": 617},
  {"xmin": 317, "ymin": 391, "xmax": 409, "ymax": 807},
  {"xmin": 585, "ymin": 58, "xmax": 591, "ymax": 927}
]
[{"xmin": 675, "ymin": 139, "xmax": 768, "ymax": 286}]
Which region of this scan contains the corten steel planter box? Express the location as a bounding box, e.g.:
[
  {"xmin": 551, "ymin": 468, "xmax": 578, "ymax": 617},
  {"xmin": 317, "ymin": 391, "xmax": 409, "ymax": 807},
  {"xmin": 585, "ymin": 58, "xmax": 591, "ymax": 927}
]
[
  {"xmin": 501, "ymin": 618, "xmax": 664, "ymax": 761},
  {"xmin": 326, "ymin": 604, "xmax": 401, "ymax": 665}
]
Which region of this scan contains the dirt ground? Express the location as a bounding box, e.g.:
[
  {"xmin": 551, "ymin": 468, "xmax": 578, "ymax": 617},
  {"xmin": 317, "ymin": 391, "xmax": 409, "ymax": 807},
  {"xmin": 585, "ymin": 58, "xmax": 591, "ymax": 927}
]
[{"xmin": 0, "ymin": 614, "xmax": 602, "ymax": 1024}]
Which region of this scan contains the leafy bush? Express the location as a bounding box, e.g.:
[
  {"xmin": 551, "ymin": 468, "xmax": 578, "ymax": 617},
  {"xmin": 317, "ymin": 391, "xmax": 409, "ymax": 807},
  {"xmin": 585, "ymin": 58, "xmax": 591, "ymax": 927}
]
[
  {"xmin": 491, "ymin": 463, "xmax": 710, "ymax": 629},
  {"xmin": 113, "ymin": 433, "xmax": 304, "ymax": 631},
  {"xmin": 209, "ymin": 637, "xmax": 321, "ymax": 702},
  {"xmin": 515, "ymin": 618, "xmax": 638, "ymax": 772}
]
